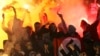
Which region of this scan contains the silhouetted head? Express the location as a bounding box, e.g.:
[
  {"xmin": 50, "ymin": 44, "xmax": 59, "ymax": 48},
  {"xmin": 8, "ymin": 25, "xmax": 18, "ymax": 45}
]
[
  {"xmin": 25, "ymin": 26, "xmax": 32, "ymax": 34},
  {"xmin": 34, "ymin": 22, "xmax": 41, "ymax": 32},
  {"xmin": 49, "ymin": 23, "xmax": 57, "ymax": 33},
  {"xmin": 58, "ymin": 23, "xmax": 67, "ymax": 33},
  {"xmin": 80, "ymin": 20, "xmax": 90, "ymax": 31},
  {"xmin": 67, "ymin": 25, "xmax": 76, "ymax": 33}
]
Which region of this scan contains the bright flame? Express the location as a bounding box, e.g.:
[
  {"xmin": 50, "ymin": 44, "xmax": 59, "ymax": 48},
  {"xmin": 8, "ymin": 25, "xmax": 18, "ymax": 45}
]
[
  {"xmin": 0, "ymin": 0, "xmax": 100, "ymax": 49},
  {"xmin": 0, "ymin": 0, "xmax": 12, "ymax": 49},
  {"xmin": 0, "ymin": 0, "xmax": 60, "ymax": 49},
  {"xmin": 23, "ymin": 4, "xmax": 30, "ymax": 10}
]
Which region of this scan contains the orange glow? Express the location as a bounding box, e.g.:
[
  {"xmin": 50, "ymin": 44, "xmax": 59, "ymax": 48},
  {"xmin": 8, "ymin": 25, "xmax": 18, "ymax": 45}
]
[
  {"xmin": 0, "ymin": 0, "xmax": 13, "ymax": 49},
  {"xmin": 0, "ymin": 22, "xmax": 8, "ymax": 49},
  {"xmin": 0, "ymin": 0, "xmax": 60, "ymax": 49},
  {"xmin": 0, "ymin": 0, "xmax": 88, "ymax": 49},
  {"xmin": 0, "ymin": 0, "xmax": 100, "ymax": 49},
  {"xmin": 61, "ymin": 0, "xmax": 88, "ymax": 37}
]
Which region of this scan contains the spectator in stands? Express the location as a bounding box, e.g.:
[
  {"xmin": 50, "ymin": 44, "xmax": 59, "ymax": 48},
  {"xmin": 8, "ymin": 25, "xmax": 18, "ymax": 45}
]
[{"xmin": 80, "ymin": 8, "xmax": 100, "ymax": 56}]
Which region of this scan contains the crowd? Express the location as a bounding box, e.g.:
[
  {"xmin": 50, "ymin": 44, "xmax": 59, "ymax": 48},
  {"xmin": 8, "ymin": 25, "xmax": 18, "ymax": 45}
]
[{"xmin": 0, "ymin": 6, "xmax": 100, "ymax": 56}]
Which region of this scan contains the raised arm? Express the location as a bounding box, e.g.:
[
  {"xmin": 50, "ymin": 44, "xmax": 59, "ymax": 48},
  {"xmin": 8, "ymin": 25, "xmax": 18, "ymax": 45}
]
[
  {"xmin": 96, "ymin": 8, "xmax": 100, "ymax": 21},
  {"xmin": 91, "ymin": 8, "xmax": 100, "ymax": 27},
  {"xmin": 11, "ymin": 6, "xmax": 17, "ymax": 19},
  {"xmin": 2, "ymin": 5, "xmax": 17, "ymax": 19},
  {"xmin": 57, "ymin": 13, "xmax": 67, "ymax": 33},
  {"xmin": 2, "ymin": 13, "xmax": 12, "ymax": 34}
]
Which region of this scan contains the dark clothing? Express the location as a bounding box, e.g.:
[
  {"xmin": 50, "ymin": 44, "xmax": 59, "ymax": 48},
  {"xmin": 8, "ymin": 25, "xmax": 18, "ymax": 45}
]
[
  {"xmin": 30, "ymin": 25, "xmax": 52, "ymax": 56},
  {"xmin": 83, "ymin": 19, "xmax": 100, "ymax": 42},
  {"xmin": 30, "ymin": 31, "xmax": 44, "ymax": 53},
  {"xmin": 82, "ymin": 18, "xmax": 100, "ymax": 56}
]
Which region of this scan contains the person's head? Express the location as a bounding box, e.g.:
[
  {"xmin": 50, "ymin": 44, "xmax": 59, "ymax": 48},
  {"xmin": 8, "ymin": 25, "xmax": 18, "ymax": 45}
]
[
  {"xmin": 58, "ymin": 23, "xmax": 67, "ymax": 33},
  {"xmin": 25, "ymin": 26, "xmax": 32, "ymax": 35},
  {"xmin": 49, "ymin": 23, "xmax": 57, "ymax": 32},
  {"xmin": 67, "ymin": 25, "xmax": 76, "ymax": 34},
  {"xmin": 34, "ymin": 22, "xmax": 41, "ymax": 32},
  {"xmin": 80, "ymin": 20, "xmax": 90, "ymax": 31}
]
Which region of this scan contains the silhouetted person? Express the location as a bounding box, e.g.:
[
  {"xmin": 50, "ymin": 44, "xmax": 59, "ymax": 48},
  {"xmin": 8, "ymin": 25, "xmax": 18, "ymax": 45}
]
[
  {"xmin": 57, "ymin": 13, "xmax": 67, "ymax": 37},
  {"xmin": 31, "ymin": 22, "xmax": 47, "ymax": 56},
  {"xmin": 11, "ymin": 6, "xmax": 24, "ymax": 43},
  {"xmin": 49, "ymin": 23, "xmax": 58, "ymax": 40},
  {"xmin": 80, "ymin": 8, "xmax": 100, "ymax": 56},
  {"xmin": 81, "ymin": 8, "xmax": 100, "ymax": 42},
  {"xmin": 67, "ymin": 25, "xmax": 81, "ymax": 40},
  {"xmin": 48, "ymin": 23, "xmax": 58, "ymax": 56},
  {"xmin": 2, "ymin": 6, "xmax": 24, "ymax": 43},
  {"xmin": 30, "ymin": 22, "xmax": 41, "ymax": 51}
]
